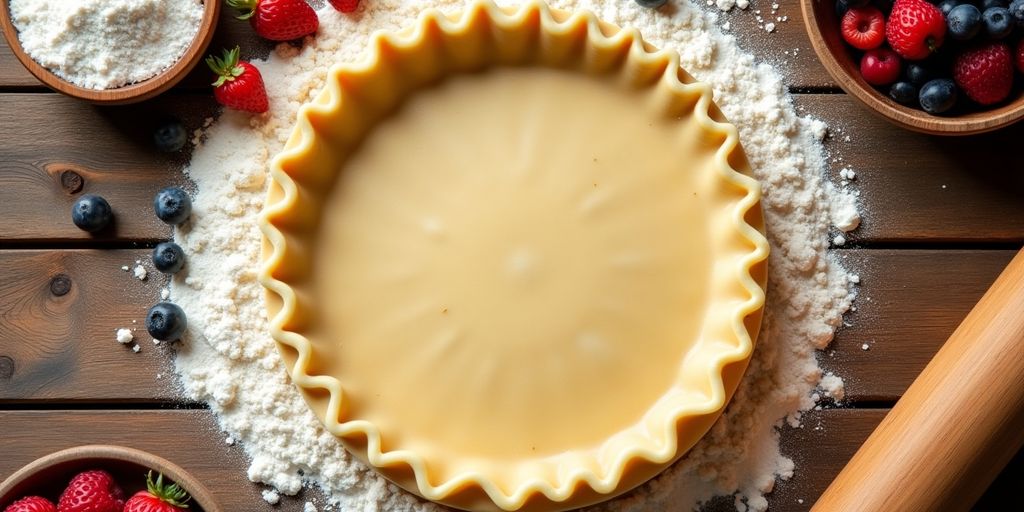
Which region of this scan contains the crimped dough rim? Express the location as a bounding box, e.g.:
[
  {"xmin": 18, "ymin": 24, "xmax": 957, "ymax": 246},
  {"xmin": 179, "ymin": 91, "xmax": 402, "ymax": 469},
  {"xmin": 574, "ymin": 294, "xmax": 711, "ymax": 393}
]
[{"xmin": 258, "ymin": 2, "xmax": 770, "ymax": 510}]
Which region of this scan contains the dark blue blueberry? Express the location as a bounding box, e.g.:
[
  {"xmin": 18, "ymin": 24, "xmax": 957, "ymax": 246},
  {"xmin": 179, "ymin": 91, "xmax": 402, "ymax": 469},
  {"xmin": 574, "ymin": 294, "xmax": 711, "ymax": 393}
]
[
  {"xmin": 71, "ymin": 194, "xmax": 112, "ymax": 232},
  {"xmin": 153, "ymin": 187, "xmax": 192, "ymax": 226},
  {"xmin": 634, "ymin": 0, "xmax": 668, "ymax": 8},
  {"xmin": 919, "ymin": 79, "xmax": 958, "ymax": 114},
  {"xmin": 905, "ymin": 64, "xmax": 932, "ymax": 86},
  {"xmin": 146, "ymin": 302, "xmax": 187, "ymax": 341},
  {"xmin": 983, "ymin": 7, "xmax": 1014, "ymax": 37},
  {"xmin": 982, "ymin": 0, "xmax": 1007, "ymax": 10},
  {"xmin": 836, "ymin": 0, "xmax": 850, "ymax": 16},
  {"xmin": 152, "ymin": 242, "xmax": 186, "ymax": 274},
  {"xmin": 153, "ymin": 119, "xmax": 186, "ymax": 152},
  {"xmin": 1010, "ymin": 0, "xmax": 1024, "ymax": 27},
  {"xmin": 947, "ymin": 4, "xmax": 983, "ymax": 40},
  {"xmin": 889, "ymin": 82, "xmax": 919, "ymax": 105},
  {"xmin": 938, "ymin": 0, "xmax": 961, "ymax": 16}
]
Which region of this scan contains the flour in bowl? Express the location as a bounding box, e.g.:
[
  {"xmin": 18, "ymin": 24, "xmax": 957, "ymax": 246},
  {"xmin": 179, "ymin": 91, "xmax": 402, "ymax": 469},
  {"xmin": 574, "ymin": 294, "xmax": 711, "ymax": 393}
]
[
  {"xmin": 171, "ymin": 1, "xmax": 859, "ymax": 510},
  {"xmin": 9, "ymin": 0, "xmax": 204, "ymax": 89}
]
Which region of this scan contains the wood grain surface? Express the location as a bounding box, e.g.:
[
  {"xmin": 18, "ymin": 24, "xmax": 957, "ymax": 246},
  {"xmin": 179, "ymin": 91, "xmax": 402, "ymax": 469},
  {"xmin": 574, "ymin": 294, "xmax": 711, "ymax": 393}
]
[{"xmin": 1, "ymin": 0, "xmax": 1023, "ymax": 510}]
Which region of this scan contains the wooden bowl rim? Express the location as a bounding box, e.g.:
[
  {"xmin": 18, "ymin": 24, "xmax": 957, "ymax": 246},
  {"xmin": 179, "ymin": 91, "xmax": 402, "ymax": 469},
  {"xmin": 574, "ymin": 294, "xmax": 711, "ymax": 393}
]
[
  {"xmin": 800, "ymin": 0, "xmax": 1024, "ymax": 136},
  {"xmin": 0, "ymin": 0, "xmax": 220, "ymax": 105},
  {"xmin": 0, "ymin": 444, "xmax": 222, "ymax": 512}
]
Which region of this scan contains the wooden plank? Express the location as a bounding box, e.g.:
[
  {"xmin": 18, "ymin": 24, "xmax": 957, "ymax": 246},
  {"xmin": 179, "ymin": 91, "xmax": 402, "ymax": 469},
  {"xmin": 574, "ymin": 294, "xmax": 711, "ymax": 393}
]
[
  {"xmin": 0, "ymin": 250, "xmax": 176, "ymax": 402},
  {"xmin": 829, "ymin": 249, "xmax": 1016, "ymax": 403},
  {"xmin": 0, "ymin": 94, "xmax": 217, "ymax": 243},
  {"xmin": 0, "ymin": 409, "xmax": 1016, "ymax": 511},
  {"xmin": 0, "ymin": 1, "xmax": 833, "ymax": 90},
  {"xmin": 0, "ymin": 247, "xmax": 1010, "ymax": 407},
  {"xmin": 0, "ymin": 410, "xmax": 310, "ymax": 512},
  {"xmin": 795, "ymin": 94, "xmax": 1024, "ymax": 244}
]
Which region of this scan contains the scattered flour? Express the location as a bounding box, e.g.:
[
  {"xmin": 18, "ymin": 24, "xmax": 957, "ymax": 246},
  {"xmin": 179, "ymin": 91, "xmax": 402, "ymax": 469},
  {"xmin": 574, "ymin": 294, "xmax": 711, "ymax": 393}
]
[
  {"xmin": 8, "ymin": 0, "xmax": 204, "ymax": 90},
  {"xmin": 262, "ymin": 489, "xmax": 281, "ymax": 506},
  {"xmin": 115, "ymin": 328, "xmax": 134, "ymax": 345},
  {"xmin": 133, "ymin": 264, "xmax": 148, "ymax": 281},
  {"xmin": 172, "ymin": 1, "xmax": 859, "ymax": 511}
]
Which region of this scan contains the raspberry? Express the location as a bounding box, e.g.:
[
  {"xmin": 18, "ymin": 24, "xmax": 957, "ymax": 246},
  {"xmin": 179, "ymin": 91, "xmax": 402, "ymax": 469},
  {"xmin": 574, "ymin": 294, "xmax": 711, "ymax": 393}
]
[
  {"xmin": 841, "ymin": 7, "xmax": 886, "ymax": 50},
  {"xmin": 886, "ymin": 0, "xmax": 947, "ymax": 60}
]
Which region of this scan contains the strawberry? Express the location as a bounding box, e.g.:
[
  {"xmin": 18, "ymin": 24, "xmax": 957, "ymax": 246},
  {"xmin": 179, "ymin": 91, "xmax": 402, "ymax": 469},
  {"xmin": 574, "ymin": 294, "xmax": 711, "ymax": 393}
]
[
  {"xmin": 328, "ymin": 0, "xmax": 359, "ymax": 13},
  {"xmin": 954, "ymin": 42, "xmax": 1013, "ymax": 105},
  {"xmin": 886, "ymin": 0, "xmax": 946, "ymax": 60},
  {"xmin": 57, "ymin": 470, "xmax": 125, "ymax": 512},
  {"xmin": 206, "ymin": 46, "xmax": 269, "ymax": 114},
  {"xmin": 841, "ymin": 6, "xmax": 886, "ymax": 50},
  {"xmin": 122, "ymin": 472, "xmax": 191, "ymax": 512},
  {"xmin": 4, "ymin": 496, "xmax": 56, "ymax": 512},
  {"xmin": 227, "ymin": 0, "xmax": 318, "ymax": 41}
]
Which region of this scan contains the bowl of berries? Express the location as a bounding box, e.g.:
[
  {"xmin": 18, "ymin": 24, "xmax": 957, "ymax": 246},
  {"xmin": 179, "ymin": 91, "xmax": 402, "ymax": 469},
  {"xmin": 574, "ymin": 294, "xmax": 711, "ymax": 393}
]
[
  {"xmin": 0, "ymin": 445, "xmax": 220, "ymax": 512},
  {"xmin": 802, "ymin": 0, "xmax": 1024, "ymax": 134}
]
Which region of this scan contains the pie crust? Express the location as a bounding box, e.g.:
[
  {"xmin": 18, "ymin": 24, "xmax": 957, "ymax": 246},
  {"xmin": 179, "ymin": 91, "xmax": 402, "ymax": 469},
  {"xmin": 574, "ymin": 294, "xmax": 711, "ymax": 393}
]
[{"xmin": 259, "ymin": 2, "xmax": 770, "ymax": 510}]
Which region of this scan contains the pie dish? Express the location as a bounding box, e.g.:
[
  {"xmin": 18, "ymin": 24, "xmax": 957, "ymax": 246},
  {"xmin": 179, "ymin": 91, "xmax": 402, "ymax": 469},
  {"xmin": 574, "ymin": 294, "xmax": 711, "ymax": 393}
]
[{"xmin": 259, "ymin": 1, "xmax": 770, "ymax": 511}]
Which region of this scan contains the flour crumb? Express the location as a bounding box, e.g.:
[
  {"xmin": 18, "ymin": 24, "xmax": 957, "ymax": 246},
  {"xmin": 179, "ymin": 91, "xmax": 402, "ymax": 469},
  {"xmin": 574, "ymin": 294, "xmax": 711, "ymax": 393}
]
[
  {"xmin": 820, "ymin": 373, "xmax": 846, "ymax": 401},
  {"xmin": 833, "ymin": 234, "xmax": 847, "ymax": 246},
  {"xmin": 303, "ymin": 503, "xmax": 318, "ymax": 512},
  {"xmin": 121, "ymin": 265, "xmax": 130, "ymax": 272},
  {"xmin": 862, "ymin": 343, "xmax": 870, "ymax": 351},
  {"xmin": 849, "ymin": 274, "xmax": 860, "ymax": 284},
  {"xmin": 133, "ymin": 264, "xmax": 148, "ymax": 281},
  {"xmin": 262, "ymin": 489, "xmax": 280, "ymax": 505},
  {"xmin": 132, "ymin": 344, "xmax": 141, "ymax": 354},
  {"xmin": 226, "ymin": 436, "xmax": 236, "ymax": 446},
  {"xmin": 116, "ymin": 328, "xmax": 134, "ymax": 345},
  {"xmin": 764, "ymin": 22, "xmax": 776, "ymax": 32},
  {"xmin": 161, "ymin": 288, "xmax": 171, "ymax": 300}
]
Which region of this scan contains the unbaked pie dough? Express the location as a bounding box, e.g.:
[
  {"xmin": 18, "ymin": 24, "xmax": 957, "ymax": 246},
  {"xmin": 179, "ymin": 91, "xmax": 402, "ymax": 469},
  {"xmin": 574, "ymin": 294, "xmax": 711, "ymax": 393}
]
[{"xmin": 260, "ymin": 2, "xmax": 769, "ymax": 511}]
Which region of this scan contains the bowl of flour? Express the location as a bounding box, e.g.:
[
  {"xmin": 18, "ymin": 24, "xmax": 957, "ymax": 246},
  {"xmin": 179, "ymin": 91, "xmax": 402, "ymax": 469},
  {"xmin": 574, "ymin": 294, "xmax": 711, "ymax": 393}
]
[{"xmin": 0, "ymin": 0, "xmax": 220, "ymax": 104}]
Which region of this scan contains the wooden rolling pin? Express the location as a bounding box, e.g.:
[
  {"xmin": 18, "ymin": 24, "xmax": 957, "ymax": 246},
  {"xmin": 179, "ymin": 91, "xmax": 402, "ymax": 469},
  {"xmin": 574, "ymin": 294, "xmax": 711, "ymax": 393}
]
[{"xmin": 813, "ymin": 248, "xmax": 1024, "ymax": 512}]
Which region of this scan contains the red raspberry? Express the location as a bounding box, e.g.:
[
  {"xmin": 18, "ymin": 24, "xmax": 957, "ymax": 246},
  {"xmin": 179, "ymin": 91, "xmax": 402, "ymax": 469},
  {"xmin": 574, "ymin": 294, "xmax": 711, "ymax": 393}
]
[
  {"xmin": 954, "ymin": 42, "xmax": 1013, "ymax": 105},
  {"xmin": 886, "ymin": 0, "xmax": 946, "ymax": 60},
  {"xmin": 328, "ymin": 0, "xmax": 359, "ymax": 12},
  {"xmin": 841, "ymin": 7, "xmax": 886, "ymax": 50},
  {"xmin": 861, "ymin": 48, "xmax": 903, "ymax": 86}
]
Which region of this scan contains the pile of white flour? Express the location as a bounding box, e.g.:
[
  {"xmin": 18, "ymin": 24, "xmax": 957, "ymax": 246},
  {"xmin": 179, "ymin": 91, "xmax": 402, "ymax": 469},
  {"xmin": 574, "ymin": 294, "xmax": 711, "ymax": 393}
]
[
  {"xmin": 171, "ymin": 1, "xmax": 860, "ymax": 510},
  {"xmin": 9, "ymin": 0, "xmax": 203, "ymax": 89}
]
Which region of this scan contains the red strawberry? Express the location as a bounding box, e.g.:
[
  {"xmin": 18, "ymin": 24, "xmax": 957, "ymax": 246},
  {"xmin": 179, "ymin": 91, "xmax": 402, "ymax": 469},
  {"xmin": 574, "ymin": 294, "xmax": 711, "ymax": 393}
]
[
  {"xmin": 57, "ymin": 470, "xmax": 125, "ymax": 512},
  {"xmin": 4, "ymin": 496, "xmax": 56, "ymax": 512},
  {"xmin": 206, "ymin": 46, "xmax": 269, "ymax": 114},
  {"xmin": 886, "ymin": 0, "xmax": 946, "ymax": 60},
  {"xmin": 1016, "ymin": 39, "xmax": 1024, "ymax": 74},
  {"xmin": 328, "ymin": 0, "xmax": 359, "ymax": 12},
  {"xmin": 227, "ymin": 0, "xmax": 318, "ymax": 41},
  {"xmin": 954, "ymin": 42, "xmax": 1013, "ymax": 105},
  {"xmin": 122, "ymin": 472, "xmax": 191, "ymax": 512},
  {"xmin": 841, "ymin": 6, "xmax": 886, "ymax": 50}
]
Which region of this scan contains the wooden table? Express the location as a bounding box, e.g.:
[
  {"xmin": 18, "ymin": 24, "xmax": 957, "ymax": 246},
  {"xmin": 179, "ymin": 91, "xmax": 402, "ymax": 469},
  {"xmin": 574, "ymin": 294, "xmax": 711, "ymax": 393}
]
[{"xmin": 2, "ymin": 4, "xmax": 1022, "ymax": 511}]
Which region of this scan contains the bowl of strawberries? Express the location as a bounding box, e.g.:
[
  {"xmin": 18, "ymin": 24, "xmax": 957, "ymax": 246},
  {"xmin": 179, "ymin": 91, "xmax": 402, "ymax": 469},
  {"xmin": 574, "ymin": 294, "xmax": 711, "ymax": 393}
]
[
  {"xmin": 801, "ymin": 0, "xmax": 1024, "ymax": 134},
  {"xmin": 0, "ymin": 445, "xmax": 220, "ymax": 512}
]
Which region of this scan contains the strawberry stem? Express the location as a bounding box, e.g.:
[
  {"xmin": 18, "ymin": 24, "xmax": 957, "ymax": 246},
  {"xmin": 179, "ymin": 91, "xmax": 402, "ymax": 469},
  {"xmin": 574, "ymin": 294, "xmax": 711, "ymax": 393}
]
[
  {"xmin": 145, "ymin": 471, "xmax": 191, "ymax": 509},
  {"xmin": 205, "ymin": 46, "xmax": 245, "ymax": 88},
  {"xmin": 225, "ymin": 0, "xmax": 259, "ymax": 20}
]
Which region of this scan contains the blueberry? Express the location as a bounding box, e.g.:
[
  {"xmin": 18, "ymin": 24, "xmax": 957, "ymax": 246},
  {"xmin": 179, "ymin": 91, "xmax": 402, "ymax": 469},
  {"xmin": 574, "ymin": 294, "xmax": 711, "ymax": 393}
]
[
  {"xmin": 152, "ymin": 242, "xmax": 186, "ymax": 274},
  {"xmin": 983, "ymin": 7, "xmax": 1014, "ymax": 37},
  {"xmin": 1010, "ymin": 0, "xmax": 1024, "ymax": 27},
  {"xmin": 634, "ymin": 0, "xmax": 667, "ymax": 7},
  {"xmin": 919, "ymin": 79, "xmax": 958, "ymax": 114},
  {"xmin": 153, "ymin": 119, "xmax": 186, "ymax": 152},
  {"xmin": 982, "ymin": 0, "xmax": 1007, "ymax": 9},
  {"xmin": 153, "ymin": 187, "xmax": 192, "ymax": 225},
  {"xmin": 938, "ymin": 0, "xmax": 961, "ymax": 16},
  {"xmin": 71, "ymin": 194, "xmax": 112, "ymax": 232},
  {"xmin": 889, "ymin": 82, "xmax": 919, "ymax": 105},
  {"xmin": 905, "ymin": 64, "xmax": 932, "ymax": 86},
  {"xmin": 146, "ymin": 302, "xmax": 187, "ymax": 341},
  {"xmin": 947, "ymin": 4, "xmax": 983, "ymax": 40},
  {"xmin": 836, "ymin": 0, "xmax": 850, "ymax": 16}
]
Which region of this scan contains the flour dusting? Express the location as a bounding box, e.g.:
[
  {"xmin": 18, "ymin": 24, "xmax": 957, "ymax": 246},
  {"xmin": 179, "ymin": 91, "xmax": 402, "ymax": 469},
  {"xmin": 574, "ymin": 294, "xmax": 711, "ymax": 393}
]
[{"xmin": 171, "ymin": 1, "xmax": 859, "ymax": 510}]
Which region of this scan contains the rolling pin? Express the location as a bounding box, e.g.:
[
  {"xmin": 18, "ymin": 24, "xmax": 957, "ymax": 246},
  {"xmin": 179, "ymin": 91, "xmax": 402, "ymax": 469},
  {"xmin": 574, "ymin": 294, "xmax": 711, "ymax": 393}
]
[{"xmin": 813, "ymin": 248, "xmax": 1024, "ymax": 512}]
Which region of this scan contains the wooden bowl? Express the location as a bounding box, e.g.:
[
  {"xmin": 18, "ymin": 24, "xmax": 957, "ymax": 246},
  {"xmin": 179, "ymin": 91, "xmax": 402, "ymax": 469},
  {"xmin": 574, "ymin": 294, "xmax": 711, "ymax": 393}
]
[
  {"xmin": 0, "ymin": 0, "xmax": 219, "ymax": 105},
  {"xmin": 0, "ymin": 445, "xmax": 222, "ymax": 512},
  {"xmin": 801, "ymin": 0, "xmax": 1024, "ymax": 135}
]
